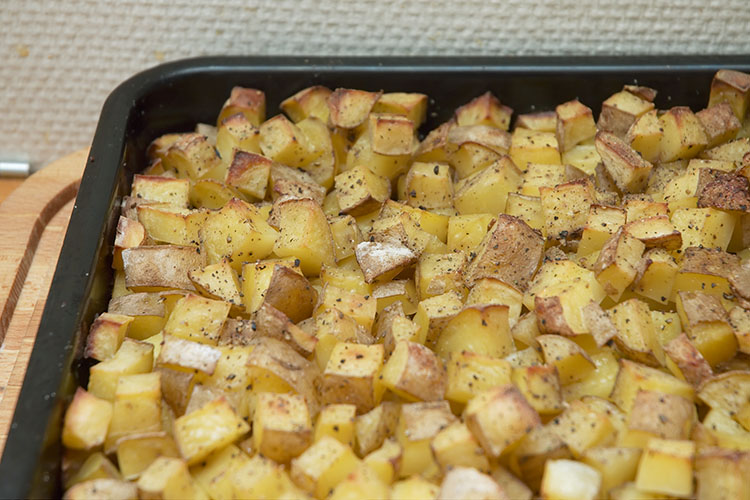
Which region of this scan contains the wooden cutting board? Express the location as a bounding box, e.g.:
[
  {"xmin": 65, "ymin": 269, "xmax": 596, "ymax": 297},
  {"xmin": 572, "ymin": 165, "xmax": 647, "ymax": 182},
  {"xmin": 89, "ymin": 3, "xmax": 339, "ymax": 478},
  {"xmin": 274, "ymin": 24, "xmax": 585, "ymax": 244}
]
[{"xmin": 0, "ymin": 149, "xmax": 87, "ymax": 456}]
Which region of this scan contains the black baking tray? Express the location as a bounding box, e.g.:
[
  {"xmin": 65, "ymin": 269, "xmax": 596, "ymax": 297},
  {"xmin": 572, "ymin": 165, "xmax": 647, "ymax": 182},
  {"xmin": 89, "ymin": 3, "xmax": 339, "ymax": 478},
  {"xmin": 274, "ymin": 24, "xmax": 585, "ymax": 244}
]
[{"xmin": 3, "ymin": 55, "xmax": 750, "ymax": 498}]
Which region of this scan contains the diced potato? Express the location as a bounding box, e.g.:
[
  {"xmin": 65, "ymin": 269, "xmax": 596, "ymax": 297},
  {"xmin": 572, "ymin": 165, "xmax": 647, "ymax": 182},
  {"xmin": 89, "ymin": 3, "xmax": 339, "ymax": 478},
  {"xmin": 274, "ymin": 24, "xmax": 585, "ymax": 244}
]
[
  {"xmin": 123, "ymin": 245, "xmax": 202, "ymax": 292},
  {"xmin": 676, "ymin": 291, "xmax": 738, "ymax": 366},
  {"xmin": 697, "ymin": 102, "xmax": 742, "ymax": 148},
  {"xmin": 173, "ymin": 397, "xmax": 249, "ymax": 465},
  {"xmin": 634, "ymin": 438, "xmax": 695, "ymax": 498},
  {"xmin": 540, "ymin": 459, "xmax": 601, "ymax": 500},
  {"xmin": 281, "ymin": 85, "xmax": 332, "ymax": 123},
  {"xmin": 537, "ymin": 334, "xmax": 595, "ymax": 384},
  {"xmin": 609, "ymin": 298, "xmax": 665, "ymax": 367},
  {"xmin": 464, "ymin": 214, "xmax": 544, "ymax": 292},
  {"xmin": 84, "ymin": 313, "xmax": 133, "ymax": 362},
  {"xmin": 163, "ymin": 133, "xmax": 219, "ymax": 180},
  {"xmin": 436, "ymin": 305, "xmax": 514, "ymax": 360},
  {"xmin": 273, "ymin": 198, "xmax": 336, "ymax": 276},
  {"xmin": 581, "ymin": 447, "xmax": 641, "ymax": 495},
  {"xmin": 225, "ymin": 150, "xmax": 270, "ymax": 199},
  {"xmin": 444, "ymin": 351, "xmax": 512, "ymax": 407},
  {"xmin": 232, "ymin": 453, "xmax": 298, "ymax": 499},
  {"xmin": 510, "ymin": 128, "xmax": 561, "ymax": 168},
  {"xmin": 162, "ymin": 293, "xmax": 230, "ymax": 345},
  {"xmin": 335, "ymin": 164, "xmax": 391, "ymax": 216},
  {"xmin": 596, "ymin": 131, "xmax": 653, "ymax": 193},
  {"xmin": 454, "ymin": 156, "xmax": 523, "ymax": 216},
  {"xmin": 290, "ymin": 436, "xmax": 361, "ymax": 499},
  {"xmin": 315, "ymin": 404, "xmax": 357, "ymax": 447},
  {"xmin": 381, "ymin": 341, "xmax": 446, "ymax": 402},
  {"xmin": 116, "ymin": 432, "xmax": 180, "ymax": 480},
  {"xmin": 556, "ymin": 99, "xmax": 596, "ymax": 152},
  {"xmin": 594, "ymin": 227, "xmax": 645, "ymax": 300},
  {"xmin": 136, "ymin": 456, "xmax": 207, "ymax": 499},
  {"xmin": 455, "ymin": 91, "xmax": 512, "ymax": 130},
  {"xmin": 105, "ymin": 372, "xmax": 162, "ymax": 452},
  {"xmin": 610, "ymin": 359, "xmax": 694, "ymax": 413},
  {"xmin": 64, "ymin": 479, "xmax": 138, "ymax": 500},
  {"xmin": 431, "ymin": 421, "xmax": 489, "ymax": 472},
  {"xmin": 113, "ymin": 215, "xmax": 146, "ymax": 269},
  {"xmin": 709, "ymin": 69, "xmax": 750, "ymax": 120},
  {"xmin": 253, "ymin": 392, "xmax": 312, "ymax": 463},
  {"xmin": 622, "ymin": 390, "xmax": 694, "ymax": 448},
  {"xmin": 540, "ymin": 178, "xmax": 596, "ymax": 243},
  {"xmin": 438, "ymin": 466, "xmax": 506, "ymax": 500},
  {"xmin": 391, "ymin": 476, "xmax": 440, "ymax": 500},
  {"xmin": 664, "ymin": 333, "xmax": 713, "ymax": 387},
  {"xmin": 320, "ymin": 343, "xmax": 385, "ymax": 413},
  {"xmin": 373, "ymin": 92, "xmax": 428, "ymax": 125},
  {"xmin": 695, "ymin": 448, "xmax": 750, "ymax": 500},
  {"xmin": 396, "ymin": 401, "xmax": 457, "ymax": 478},
  {"xmin": 577, "ymin": 204, "xmax": 627, "ymax": 257},
  {"xmin": 217, "ymin": 86, "xmax": 265, "ymax": 126},
  {"xmin": 64, "ymin": 451, "xmax": 122, "ymax": 488},
  {"xmin": 88, "ymin": 338, "xmax": 154, "ymax": 401},
  {"xmin": 328, "ymin": 88, "xmax": 382, "ymax": 129},
  {"xmin": 62, "ymin": 388, "xmax": 113, "ymax": 450},
  {"xmin": 363, "ymin": 439, "xmax": 402, "ymax": 484},
  {"xmin": 598, "ymin": 90, "xmax": 655, "ymax": 138},
  {"xmin": 200, "ymin": 198, "xmax": 277, "ymax": 271},
  {"xmin": 354, "ymin": 402, "xmax": 401, "ymax": 457},
  {"xmin": 512, "ymin": 363, "xmax": 563, "ymax": 415},
  {"xmin": 465, "ymin": 385, "xmax": 541, "ymax": 458}
]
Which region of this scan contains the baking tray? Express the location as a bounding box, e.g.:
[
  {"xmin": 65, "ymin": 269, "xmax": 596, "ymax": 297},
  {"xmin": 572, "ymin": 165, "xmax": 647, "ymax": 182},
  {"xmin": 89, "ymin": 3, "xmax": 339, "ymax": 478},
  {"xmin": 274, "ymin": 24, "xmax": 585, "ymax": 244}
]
[{"xmin": 3, "ymin": 55, "xmax": 750, "ymax": 498}]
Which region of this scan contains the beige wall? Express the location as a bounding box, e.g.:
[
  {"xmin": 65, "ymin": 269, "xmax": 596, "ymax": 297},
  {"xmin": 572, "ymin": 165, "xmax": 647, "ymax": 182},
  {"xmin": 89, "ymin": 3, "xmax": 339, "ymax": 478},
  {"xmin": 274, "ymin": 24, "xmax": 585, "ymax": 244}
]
[{"xmin": 1, "ymin": 0, "xmax": 749, "ymax": 169}]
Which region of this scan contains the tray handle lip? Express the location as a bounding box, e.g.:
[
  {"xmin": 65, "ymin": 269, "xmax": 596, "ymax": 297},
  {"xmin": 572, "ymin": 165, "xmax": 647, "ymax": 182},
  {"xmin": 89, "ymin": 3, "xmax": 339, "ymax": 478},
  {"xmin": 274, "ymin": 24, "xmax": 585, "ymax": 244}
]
[{"xmin": 3, "ymin": 53, "xmax": 750, "ymax": 497}]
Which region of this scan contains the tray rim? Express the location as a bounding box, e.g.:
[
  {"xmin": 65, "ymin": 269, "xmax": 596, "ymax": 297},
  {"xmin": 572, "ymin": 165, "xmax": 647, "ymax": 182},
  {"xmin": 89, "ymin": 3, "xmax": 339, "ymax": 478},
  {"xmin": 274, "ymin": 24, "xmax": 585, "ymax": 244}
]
[{"xmin": 4, "ymin": 54, "xmax": 750, "ymax": 497}]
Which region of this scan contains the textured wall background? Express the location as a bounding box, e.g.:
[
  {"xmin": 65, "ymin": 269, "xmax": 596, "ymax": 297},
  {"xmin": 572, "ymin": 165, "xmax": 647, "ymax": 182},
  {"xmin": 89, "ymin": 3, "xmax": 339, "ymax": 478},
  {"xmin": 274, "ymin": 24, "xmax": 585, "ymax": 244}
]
[{"xmin": 2, "ymin": 0, "xmax": 750, "ymax": 169}]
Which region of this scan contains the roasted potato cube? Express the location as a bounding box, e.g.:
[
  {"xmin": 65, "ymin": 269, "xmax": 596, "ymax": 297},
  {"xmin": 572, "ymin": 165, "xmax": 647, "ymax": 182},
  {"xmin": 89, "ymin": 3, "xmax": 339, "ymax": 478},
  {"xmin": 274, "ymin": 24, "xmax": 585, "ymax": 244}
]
[
  {"xmin": 455, "ymin": 91, "xmax": 512, "ymax": 130},
  {"xmin": 413, "ymin": 290, "xmax": 463, "ymax": 347},
  {"xmin": 537, "ymin": 335, "xmax": 595, "ymax": 384},
  {"xmin": 335, "ymin": 164, "xmax": 391, "ymax": 216},
  {"xmin": 577, "ymin": 204, "xmax": 627, "ymax": 257},
  {"xmin": 454, "ymin": 156, "xmax": 523, "ymax": 216},
  {"xmin": 581, "ymin": 447, "xmax": 642, "ymax": 495},
  {"xmin": 328, "ymin": 88, "xmax": 382, "ymax": 129},
  {"xmin": 512, "ymin": 363, "xmax": 563, "ymax": 415},
  {"xmin": 315, "ymin": 404, "xmax": 357, "ymax": 447},
  {"xmin": 447, "ymin": 214, "xmax": 495, "ymax": 253},
  {"xmin": 510, "ymin": 128, "xmax": 561, "ymax": 168},
  {"xmin": 64, "ymin": 479, "xmax": 138, "ymax": 500},
  {"xmin": 328, "ymin": 463, "xmax": 390, "ymax": 500},
  {"xmin": 123, "ymin": 245, "xmax": 202, "ymax": 292},
  {"xmin": 162, "ymin": 293, "xmax": 230, "ymax": 345},
  {"xmin": 243, "ymin": 260, "xmax": 316, "ymax": 322},
  {"xmin": 372, "ymin": 280, "xmax": 418, "ymax": 317},
  {"xmin": 249, "ymin": 331, "xmax": 318, "ymax": 391},
  {"xmin": 610, "ymin": 298, "xmax": 664, "ymax": 367},
  {"xmin": 225, "ymin": 150, "xmax": 270, "ymax": 199},
  {"xmin": 113, "ymin": 216, "xmax": 146, "ymax": 269},
  {"xmin": 217, "ymin": 86, "xmax": 265, "ymax": 126},
  {"xmin": 391, "ymin": 476, "xmax": 440, "ymax": 499},
  {"xmin": 64, "ymin": 451, "xmax": 122, "ymax": 488},
  {"xmin": 253, "ymin": 392, "xmax": 312, "ymax": 463},
  {"xmin": 664, "ymin": 333, "xmax": 713, "ymax": 386},
  {"xmin": 610, "ymin": 359, "xmax": 694, "ymax": 413},
  {"xmin": 697, "ymin": 101, "xmax": 742, "ymax": 147},
  {"xmin": 516, "ymin": 110, "xmax": 557, "ymax": 132},
  {"xmin": 540, "ymin": 177, "xmax": 596, "ymax": 242},
  {"xmin": 444, "ymin": 351, "xmax": 512, "ymax": 407},
  {"xmin": 415, "ymin": 252, "xmax": 466, "ymax": 300},
  {"xmin": 676, "ymin": 291, "xmax": 738, "ymax": 366},
  {"xmin": 540, "ymin": 459, "xmax": 601, "ymax": 500},
  {"xmin": 659, "ymin": 106, "xmax": 709, "ymax": 162},
  {"xmin": 157, "ymin": 335, "xmax": 221, "ymax": 375},
  {"xmin": 697, "ymin": 169, "xmax": 750, "ymax": 212},
  {"xmin": 88, "ymin": 338, "xmax": 154, "ymax": 401},
  {"xmin": 671, "ymin": 207, "xmax": 736, "ymax": 255},
  {"xmin": 368, "ymin": 113, "xmax": 415, "ymax": 156},
  {"xmin": 709, "ymin": 69, "xmax": 750, "ymax": 120},
  {"xmin": 520, "ymin": 162, "xmax": 566, "ymax": 197},
  {"xmin": 115, "ymin": 432, "xmax": 179, "ymax": 481},
  {"xmin": 404, "ymin": 162, "xmax": 453, "ymax": 210},
  {"xmin": 215, "ymin": 113, "xmax": 262, "ymax": 171},
  {"xmin": 354, "ymin": 402, "xmax": 400, "ymax": 456},
  {"xmin": 329, "ymin": 215, "xmax": 361, "ymax": 262},
  {"xmin": 464, "ymin": 214, "xmax": 544, "ymax": 291},
  {"xmin": 355, "ymin": 240, "xmax": 417, "ymax": 284},
  {"xmin": 259, "ymin": 114, "xmax": 312, "ymax": 167},
  {"xmin": 321, "ymin": 343, "xmax": 385, "ymax": 413},
  {"xmin": 622, "ymin": 390, "xmax": 693, "ymax": 448},
  {"xmin": 173, "ymin": 397, "xmax": 249, "ymax": 465},
  {"xmin": 436, "ymin": 304, "xmax": 514, "ymax": 360},
  {"xmin": 729, "ymin": 305, "xmax": 750, "ymax": 355},
  {"xmin": 438, "ymin": 466, "xmax": 506, "ymax": 500},
  {"xmin": 381, "ymin": 341, "xmax": 447, "ymax": 402},
  {"xmin": 594, "ymin": 227, "xmax": 645, "ymax": 300},
  {"xmin": 105, "ymin": 372, "xmax": 162, "ymax": 453},
  {"xmin": 596, "ymin": 131, "xmax": 653, "ymax": 194},
  {"xmin": 695, "ymin": 448, "xmax": 750, "ymax": 500},
  {"xmin": 136, "ymin": 456, "xmax": 205, "ymax": 499},
  {"xmin": 510, "ymin": 426, "xmax": 573, "ymax": 491},
  {"xmin": 465, "ymin": 385, "xmax": 541, "ymax": 458},
  {"xmin": 396, "ymin": 401, "xmax": 457, "ymax": 478},
  {"xmin": 372, "ymin": 92, "xmax": 428, "ymax": 125},
  {"xmin": 290, "ymin": 436, "xmax": 361, "ymax": 499},
  {"xmin": 430, "ymin": 421, "xmax": 489, "ymax": 472},
  {"xmin": 624, "ymin": 215, "xmax": 682, "ymax": 251},
  {"xmin": 556, "ymin": 99, "xmax": 597, "ymax": 152},
  {"xmin": 188, "ymin": 259, "xmax": 242, "ymax": 306},
  {"xmin": 273, "ymin": 198, "xmax": 336, "ymax": 276},
  {"xmin": 316, "ymin": 284, "xmax": 377, "ymax": 332},
  {"xmin": 465, "ymin": 277, "xmax": 523, "ymax": 324},
  {"xmin": 136, "ymin": 205, "xmax": 191, "ymax": 246},
  {"xmin": 598, "ymin": 90, "xmax": 655, "ymax": 138},
  {"xmin": 448, "ymin": 126, "xmax": 509, "ymax": 179},
  {"xmin": 281, "ymin": 85, "xmax": 332, "ymax": 123},
  {"xmin": 62, "ymin": 388, "xmax": 113, "ymax": 450},
  {"xmin": 362, "ymin": 438, "xmax": 402, "ymax": 484},
  {"xmin": 107, "ymin": 292, "xmax": 166, "ymax": 340},
  {"xmin": 84, "ymin": 312, "xmax": 133, "ymax": 362},
  {"xmin": 163, "ymin": 133, "xmax": 219, "ymax": 180},
  {"xmin": 632, "ymin": 248, "xmax": 679, "ymax": 304},
  {"xmin": 635, "ymin": 438, "xmax": 695, "ymax": 498},
  {"xmin": 200, "ymin": 198, "xmax": 277, "ymax": 271},
  {"xmin": 380, "ymin": 199, "xmax": 449, "ymax": 242}
]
